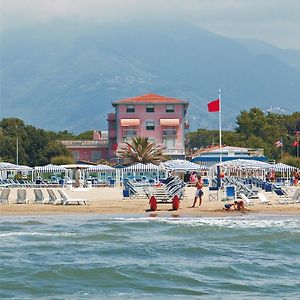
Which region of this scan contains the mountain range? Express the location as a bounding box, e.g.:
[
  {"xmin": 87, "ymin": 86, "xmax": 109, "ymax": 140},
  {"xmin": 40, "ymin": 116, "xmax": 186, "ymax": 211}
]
[{"xmin": 1, "ymin": 19, "xmax": 300, "ymax": 132}]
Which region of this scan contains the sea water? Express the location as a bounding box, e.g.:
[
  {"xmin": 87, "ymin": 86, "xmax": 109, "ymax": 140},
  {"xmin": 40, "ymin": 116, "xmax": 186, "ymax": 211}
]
[{"xmin": 1, "ymin": 214, "xmax": 299, "ymax": 299}]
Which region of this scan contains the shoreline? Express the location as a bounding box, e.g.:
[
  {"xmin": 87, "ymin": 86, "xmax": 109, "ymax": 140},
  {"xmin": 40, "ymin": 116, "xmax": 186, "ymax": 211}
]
[{"xmin": 1, "ymin": 187, "xmax": 300, "ymax": 217}]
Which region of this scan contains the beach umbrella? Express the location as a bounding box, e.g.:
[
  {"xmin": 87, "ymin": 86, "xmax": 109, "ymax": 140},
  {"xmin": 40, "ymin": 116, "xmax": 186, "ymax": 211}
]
[
  {"xmin": 0, "ymin": 162, "xmax": 19, "ymax": 170},
  {"xmin": 122, "ymin": 163, "xmax": 160, "ymax": 172},
  {"xmin": 212, "ymin": 159, "xmax": 272, "ymax": 171},
  {"xmin": 87, "ymin": 164, "xmax": 115, "ymax": 172},
  {"xmin": 34, "ymin": 164, "xmax": 68, "ymax": 173},
  {"xmin": 273, "ymin": 162, "xmax": 297, "ymax": 182},
  {"xmin": 210, "ymin": 159, "xmax": 273, "ymax": 180},
  {"xmin": 273, "ymin": 163, "xmax": 296, "ymax": 172},
  {"xmin": 121, "ymin": 163, "xmax": 161, "ymax": 181},
  {"xmin": 33, "ymin": 164, "xmax": 68, "ymax": 180},
  {"xmin": 85, "ymin": 164, "xmax": 116, "ymax": 182},
  {"xmin": 161, "ymin": 159, "xmax": 207, "ymax": 172}
]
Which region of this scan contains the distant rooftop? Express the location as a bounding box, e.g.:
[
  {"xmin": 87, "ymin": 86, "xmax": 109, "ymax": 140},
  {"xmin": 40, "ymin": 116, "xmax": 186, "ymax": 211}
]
[
  {"xmin": 204, "ymin": 146, "xmax": 264, "ymax": 155},
  {"xmin": 112, "ymin": 93, "xmax": 188, "ymax": 105},
  {"xmin": 191, "ymin": 146, "xmax": 266, "ymax": 164}
]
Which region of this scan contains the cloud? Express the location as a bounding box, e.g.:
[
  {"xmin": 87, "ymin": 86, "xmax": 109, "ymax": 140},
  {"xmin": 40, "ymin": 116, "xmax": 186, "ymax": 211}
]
[{"xmin": 1, "ymin": 0, "xmax": 300, "ymax": 49}]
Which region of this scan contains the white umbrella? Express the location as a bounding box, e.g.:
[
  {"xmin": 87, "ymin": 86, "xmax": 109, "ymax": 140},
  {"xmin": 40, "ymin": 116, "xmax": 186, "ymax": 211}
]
[
  {"xmin": 87, "ymin": 164, "xmax": 115, "ymax": 172},
  {"xmin": 161, "ymin": 159, "xmax": 207, "ymax": 172},
  {"xmin": 212, "ymin": 159, "xmax": 272, "ymax": 171},
  {"xmin": 34, "ymin": 164, "xmax": 67, "ymax": 173},
  {"xmin": 122, "ymin": 163, "xmax": 160, "ymax": 172},
  {"xmin": 273, "ymin": 163, "xmax": 297, "ymax": 172},
  {"xmin": 273, "ymin": 162, "xmax": 298, "ymax": 182},
  {"xmin": 0, "ymin": 162, "xmax": 19, "ymax": 170}
]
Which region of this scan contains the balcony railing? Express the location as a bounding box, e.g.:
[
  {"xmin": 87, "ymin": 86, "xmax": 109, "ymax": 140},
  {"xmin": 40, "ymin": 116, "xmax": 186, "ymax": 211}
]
[
  {"xmin": 122, "ymin": 129, "xmax": 137, "ymax": 137},
  {"xmin": 163, "ymin": 148, "xmax": 185, "ymax": 155},
  {"xmin": 162, "ymin": 129, "xmax": 178, "ymax": 137},
  {"xmin": 61, "ymin": 140, "xmax": 108, "ymax": 147}
]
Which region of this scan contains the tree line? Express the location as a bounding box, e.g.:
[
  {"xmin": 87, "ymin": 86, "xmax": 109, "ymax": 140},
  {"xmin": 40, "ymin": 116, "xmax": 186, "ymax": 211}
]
[
  {"xmin": 0, "ymin": 118, "xmax": 93, "ymax": 166},
  {"xmin": 1, "ymin": 108, "xmax": 299, "ymax": 167},
  {"xmin": 187, "ymin": 108, "xmax": 300, "ymax": 167}
]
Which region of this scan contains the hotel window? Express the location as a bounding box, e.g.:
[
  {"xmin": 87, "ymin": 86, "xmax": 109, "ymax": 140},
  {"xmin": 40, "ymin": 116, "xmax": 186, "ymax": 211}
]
[
  {"xmin": 126, "ymin": 105, "xmax": 135, "ymax": 113},
  {"xmin": 166, "ymin": 104, "xmax": 174, "ymax": 113},
  {"xmin": 146, "ymin": 121, "xmax": 155, "ymax": 131},
  {"xmin": 146, "ymin": 104, "xmax": 155, "ymax": 113}
]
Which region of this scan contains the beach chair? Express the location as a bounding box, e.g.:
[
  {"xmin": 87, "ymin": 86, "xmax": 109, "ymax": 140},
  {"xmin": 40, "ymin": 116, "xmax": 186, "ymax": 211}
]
[
  {"xmin": 0, "ymin": 189, "xmax": 10, "ymax": 204},
  {"xmin": 273, "ymin": 188, "xmax": 288, "ymax": 197},
  {"xmin": 16, "ymin": 189, "xmax": 28, "ymax": 204},
  {"xmin": 208, "ymin": 187, "xmax": 219, "ymax": 201},
  {"xmin": 57, "ymin": 189, "xmax": 87, "ymax": 205},
  {"xmin": 277, "ymin": 188, "xmax": 300, "ymax": 204},
  {"xmin": 240, "ymin": 193, "xmax": 254, "ymax": 206},
  {"xmin": 33, "ymin": 189, "xmax": 49, "ymax": 204},
  {"xmin": 46, "ymin": 189, "xmax": 62, "ymax": 205},
  {"xmin": 226, "ymin": 186, "xmax": 236, "ymax": 200},
  {"xmin": 257, "ymin": 192, "xmax": 271, "ymax": 205}
]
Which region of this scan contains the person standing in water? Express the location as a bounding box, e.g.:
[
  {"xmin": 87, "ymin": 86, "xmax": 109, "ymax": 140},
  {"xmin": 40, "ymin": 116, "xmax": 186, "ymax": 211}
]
[{"xmin": 192, "ymin": 175, "xmax": 204, "ymax": 207}]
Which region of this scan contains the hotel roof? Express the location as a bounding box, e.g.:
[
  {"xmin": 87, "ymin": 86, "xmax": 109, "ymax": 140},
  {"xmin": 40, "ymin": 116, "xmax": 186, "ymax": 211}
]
[{"xmin": 112, "ymin": 93, "xmax": 188, "ymax": 105}]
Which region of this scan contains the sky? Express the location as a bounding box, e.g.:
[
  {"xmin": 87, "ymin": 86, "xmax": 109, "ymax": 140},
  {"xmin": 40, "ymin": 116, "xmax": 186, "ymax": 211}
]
[{"xmin": 1, "ymin": 0, "xmax": 300, "ymax": 49}]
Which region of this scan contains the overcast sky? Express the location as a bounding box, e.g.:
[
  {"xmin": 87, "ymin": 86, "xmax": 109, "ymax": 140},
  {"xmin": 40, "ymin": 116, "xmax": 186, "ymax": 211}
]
[{"xmin": 1, "ymin": 0, "xmax": 299, "ymax": 50}]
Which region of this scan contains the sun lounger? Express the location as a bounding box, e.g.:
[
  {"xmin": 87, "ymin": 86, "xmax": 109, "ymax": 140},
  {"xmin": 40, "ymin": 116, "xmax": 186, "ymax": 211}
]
[
  {"xmin": 57, "ymin": 190, "xmax": 87, "ymax": 205},
  {"xmin": 33, "ymin": 189, "xmax": 49, "ymax": 204},
  {"xmin": 257, "ymin": 192, "xmax": 271, "ymax": 205},
  {"xmin": 273, "ymin": 189, "xmax": 288, "ymax": 197},
  {"xmin": 0, "ymin": 189, "xmax": 10, "ymax": 204},
  {"xmin": 240, "ymin": 193, "xmax": 254, "ymax": 206},
  {"xmin": 278, "ymin": 188, "xmax": 300, "ymax": 204},
  {"xmin": 46, "ymin": 189, "xmax": 63, "ymax": 205},
  {"xmin": 16, "ymin": 189, "xmax": 28, "ymax": 204}
]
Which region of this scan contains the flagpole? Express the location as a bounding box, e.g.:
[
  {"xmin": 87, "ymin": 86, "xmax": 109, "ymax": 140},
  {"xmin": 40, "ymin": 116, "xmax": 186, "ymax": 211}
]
[
  {"xmin": 296, "ymin": 131, "xmax": 299, "ymax": 158},
  {"xmin": 219, "ymin": 89, "xmax": 222, "ymax": 163}
]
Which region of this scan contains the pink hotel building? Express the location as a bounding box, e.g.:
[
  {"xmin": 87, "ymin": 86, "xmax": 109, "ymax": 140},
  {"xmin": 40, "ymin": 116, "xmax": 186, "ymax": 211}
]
[{"xmin": 63, "ymin": 94, "xmax": 189, "ymax": 162}]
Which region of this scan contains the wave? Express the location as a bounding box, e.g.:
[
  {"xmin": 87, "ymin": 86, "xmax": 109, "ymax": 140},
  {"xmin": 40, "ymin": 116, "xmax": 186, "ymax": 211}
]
[
  {"xmin": 0, "ymin": 220, "xmax": 46, "ymax": 226},
  {"xmin": 0, "ymin": 232, "xmax": 78, "ymax": 237},
  {"xmin": 98, "ymin": 215, "xmax": 300, "ymax": 232}
]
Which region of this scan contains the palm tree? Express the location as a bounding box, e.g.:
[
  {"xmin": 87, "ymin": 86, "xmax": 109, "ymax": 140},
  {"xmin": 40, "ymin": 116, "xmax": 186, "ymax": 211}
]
[{"xmin": 118, "ymin": 137, "xmax": 165, "ymax": 164}]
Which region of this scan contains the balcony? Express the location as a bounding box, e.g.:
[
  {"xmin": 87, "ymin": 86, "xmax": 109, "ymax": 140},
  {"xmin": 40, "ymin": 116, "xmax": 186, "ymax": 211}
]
[
  {"xmin": 162, "ymin": 128, "xmax": 178, "ymax": 137},
  {"xmin": 123, "ymin": 129, "xmax": 137, "ymax": 136},
  {"xmin": 163, "ymin": 148, "xmax": 185, "ymax": 156},
  {"xmin": 61, "ymin": 140, "xmax": 108, "ymax": 148}
]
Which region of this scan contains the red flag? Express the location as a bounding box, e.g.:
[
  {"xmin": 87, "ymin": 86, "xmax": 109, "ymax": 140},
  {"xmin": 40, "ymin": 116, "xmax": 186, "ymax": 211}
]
[
  {"xmin": 207, "ymin": 98, "xmax": 220, "ymax": 112},
  {"xmin": 292, "ymin": 140, "xmax": 299, "ymax": 147}
]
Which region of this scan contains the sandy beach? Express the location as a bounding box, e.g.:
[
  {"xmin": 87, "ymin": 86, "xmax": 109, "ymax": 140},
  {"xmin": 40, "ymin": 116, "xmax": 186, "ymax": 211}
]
[{"xmin": 1, "ymin": 186, "xmax": 300, "ymax": 217}]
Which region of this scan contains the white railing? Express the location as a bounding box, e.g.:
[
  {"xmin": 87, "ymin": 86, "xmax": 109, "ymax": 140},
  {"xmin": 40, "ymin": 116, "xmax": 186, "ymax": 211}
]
[
  {"xmin": 61, "ymin": 140, "xmax": 108, "ymax": 146},
  {"xmin": 163, "ymin": 148, "xmax": 185, "ymax": 155}
]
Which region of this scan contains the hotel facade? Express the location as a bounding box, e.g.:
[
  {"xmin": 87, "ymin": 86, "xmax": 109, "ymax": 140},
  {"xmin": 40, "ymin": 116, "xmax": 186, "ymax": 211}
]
[
  {"xmin": 63, "ymin": 94, "xmax": 189, "ymax": 163},
  {"xmin": 107, "ymin": 94, "xmax": 189, "ymax": 161}
]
